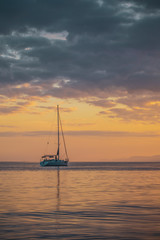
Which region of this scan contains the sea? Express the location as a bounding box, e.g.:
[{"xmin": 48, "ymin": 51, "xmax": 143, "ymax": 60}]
[{"xmin": 0, "ymin": 161, "xmax": 160, "ymax": 240}]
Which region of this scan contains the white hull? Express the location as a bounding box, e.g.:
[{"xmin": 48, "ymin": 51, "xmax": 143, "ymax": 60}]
[{"xmin": 40, "ymin": 159, "xmax": 68, "ymax": 167}]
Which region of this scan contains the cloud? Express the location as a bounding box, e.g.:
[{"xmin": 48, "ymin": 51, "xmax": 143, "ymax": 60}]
[
  {"xmin": 86, "ymin": 98, "xmax": 116, "ymax": 108},
  {"xmin": 38, "ymin": 105, "xmax": 76, "ymax": 113},
  {"xmin": 0, "ymin": 130, "xmax": 159, "ymax": 137},
  {"xmin": 99, "ymin": 105, "xmax": 160, "ymax": 123},
  {"xmin": 0, "ymin": 0, "xmax": 160, "ymax": 121},
  {"xmin": 131, "ymin": 0, "xmax": 160, "ymax": 10},
  {"xmin": 0, "ymin": 97, "xmax": 38, "ymax": 115},
  {"xmin": 0, "ymin": 125, "xmax": 16, "ymax": 128},
  {"xmin": 97, "ymin": 91, "xmax": 160, "ymax": 122},
  {"xmin": 107, "ymin": 107, "xmax": 160, "ymax": 123},
  {"xmin": 0, "ymin": 96, "xmax": 76, "ymax": 115},
  {"xmin": 0, "ymin": 106, "xmax": 18, "ymax": 114}
]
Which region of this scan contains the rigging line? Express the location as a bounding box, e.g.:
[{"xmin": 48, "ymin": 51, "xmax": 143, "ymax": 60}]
[{"xmin": 59, "ymin": 114, "xmax": 69, "ymax": 160}]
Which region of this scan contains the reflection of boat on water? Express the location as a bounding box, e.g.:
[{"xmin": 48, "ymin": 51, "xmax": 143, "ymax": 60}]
[
  {"xmin": 40, "ymin": 105, "xmax": 69, "ymax": 167},
  {"xmin": 55, "ymin": 168, "xmax": 60, "ymax": 233},
  {"xmin": 57, "ymin": 168, "xmax": 60, "ymax": 209}
]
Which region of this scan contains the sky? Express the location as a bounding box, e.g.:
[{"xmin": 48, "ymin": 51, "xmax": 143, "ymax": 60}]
[{"xmin": 1, "ymin": 0, "xmax": 160, "ymax": 162}]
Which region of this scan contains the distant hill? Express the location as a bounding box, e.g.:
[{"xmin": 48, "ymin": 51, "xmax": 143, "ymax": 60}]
[{"xmin": 116, "ymin": 155, "xmax": 160, "ymax": 162}]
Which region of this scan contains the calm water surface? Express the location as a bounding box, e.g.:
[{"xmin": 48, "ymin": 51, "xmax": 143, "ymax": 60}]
[{"xmin": 0, "ymin": 162, "xmax": 160, "ymax": 240}]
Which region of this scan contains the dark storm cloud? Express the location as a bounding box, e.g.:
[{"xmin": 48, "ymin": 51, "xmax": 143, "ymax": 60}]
[
  {"xmin": 0, "ymin": 0, "xmax": 121, "ymax": 35},
  {"xmin": 130, "ymin": 0, "xmax": 160, "ymax": 9},
  {"xmin": 0, "ymin": 0, "xmax": 160, "ymax": 97}
]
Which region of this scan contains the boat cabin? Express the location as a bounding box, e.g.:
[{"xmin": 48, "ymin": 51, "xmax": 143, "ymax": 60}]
[{"xmin": 41, "ymin": 155, "xmax": 58, "ymax": 160}]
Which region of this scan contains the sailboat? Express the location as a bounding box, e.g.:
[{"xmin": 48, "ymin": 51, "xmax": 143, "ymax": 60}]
[{"xmin": 40, "ymin": 105, "xmax": 69, "ymax": 167}]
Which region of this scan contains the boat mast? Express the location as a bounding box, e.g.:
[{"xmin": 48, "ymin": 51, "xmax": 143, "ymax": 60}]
[{"xmin": 57, "ymin": 105, "xmax": 60, "ymax": 160}]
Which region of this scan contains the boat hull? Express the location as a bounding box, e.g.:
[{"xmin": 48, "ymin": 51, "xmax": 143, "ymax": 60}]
[{"xmin": 40, "ymin": 159, "xmax": 68, "ymax": 167}]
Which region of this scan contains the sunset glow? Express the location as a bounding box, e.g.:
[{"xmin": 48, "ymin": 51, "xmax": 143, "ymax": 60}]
[{"xmin": 1, "ymin": 0, "xmax": 160, "ymax": 162}]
